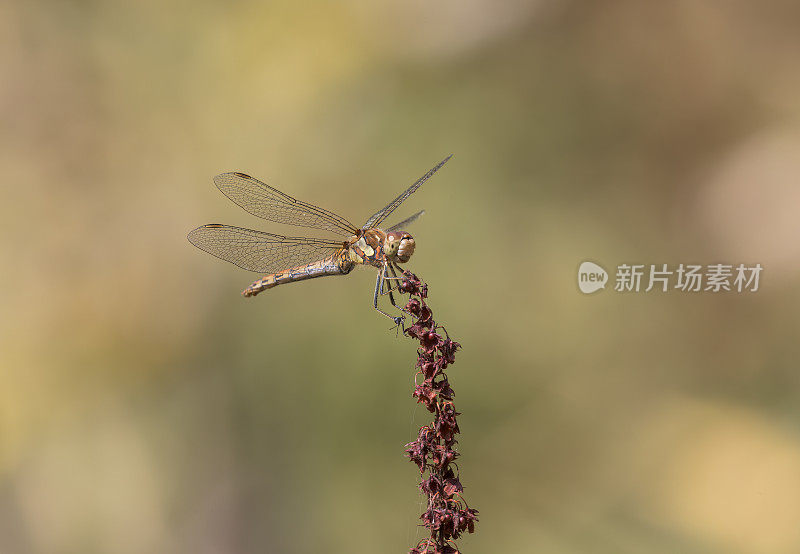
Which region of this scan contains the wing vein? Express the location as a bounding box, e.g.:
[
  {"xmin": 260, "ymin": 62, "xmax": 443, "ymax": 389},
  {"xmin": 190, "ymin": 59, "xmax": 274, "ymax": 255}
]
[
  {"xmin": 214, "ymin": 172, "xmax": 358, "ymax": 236},
  {"xmin": 187, "ymin": 224, "xmax": 344, "ymax": 273},
  {"xmin": 362, "ymin": 155, "xmax": 451, "ymax": 229}
]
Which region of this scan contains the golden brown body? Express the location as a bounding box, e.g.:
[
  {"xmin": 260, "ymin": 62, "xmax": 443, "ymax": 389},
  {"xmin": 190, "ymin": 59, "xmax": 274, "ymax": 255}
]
[
  {"xmin": 242, "ymin": 228, "xmax": 415, "ymax": 297},
  {"xmin": 188, "ymin": 155, "xmax": 449, "ymax": 321}
]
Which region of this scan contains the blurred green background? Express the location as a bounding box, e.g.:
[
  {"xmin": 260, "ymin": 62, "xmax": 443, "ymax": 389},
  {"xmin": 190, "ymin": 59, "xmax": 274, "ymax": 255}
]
[{"xmin": 3, "ymin": 1, "xmax": 800, "ymax": 553}]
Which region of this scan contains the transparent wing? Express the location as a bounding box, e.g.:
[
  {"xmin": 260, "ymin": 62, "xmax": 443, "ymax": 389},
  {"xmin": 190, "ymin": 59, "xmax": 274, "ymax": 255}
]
[
  {"xmin": 214, "ymin": 172, "xmax": 358, "ymax": 237},
  {"xmin": 187, "ymin": 224, "xmax": 344, "ymax": 273},
  {"xmin": 387, "ymin": 210, "xmax": 425, "ymax": 232},
  {"xmin": 362, "ymin": 155, "xmax": 451, "ymax": 230}
]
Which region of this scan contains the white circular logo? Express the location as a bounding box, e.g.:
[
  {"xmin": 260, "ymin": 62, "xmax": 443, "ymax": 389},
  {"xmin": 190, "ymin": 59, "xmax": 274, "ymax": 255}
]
[{"xmin": 578, "ymin": 261, "xmax": 608, "ymax": 294}]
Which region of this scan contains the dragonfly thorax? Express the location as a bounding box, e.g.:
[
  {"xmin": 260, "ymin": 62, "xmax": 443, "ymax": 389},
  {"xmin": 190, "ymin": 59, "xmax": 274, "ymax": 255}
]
[
  {"xmin": 345, "ymin": 229, "xmax": 415, "ymax": 267},
  {"xmin": 384, "ymin": 230, "xmax": 415, "ymax": 263}
]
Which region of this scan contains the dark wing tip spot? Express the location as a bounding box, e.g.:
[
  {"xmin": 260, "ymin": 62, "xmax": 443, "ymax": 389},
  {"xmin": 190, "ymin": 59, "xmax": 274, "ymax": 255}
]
[{"xmin": 212, "ymin": 172, "xmax": 251, "ymax": 186}]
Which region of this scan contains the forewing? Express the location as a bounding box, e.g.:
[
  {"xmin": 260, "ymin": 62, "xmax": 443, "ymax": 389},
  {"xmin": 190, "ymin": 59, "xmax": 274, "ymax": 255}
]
[
  {"xmin": 362, "ymin": 155, "xmax": 451, "ymax": 230},
  {"xmin": 214, "ymin": 172, "xmax": 358, "ymax": 237},
  {"xmin": 387, "ymin": 210, "xmax": 425, "ymax": 232},
  {"xmin": 187, "ymin": 224, "xmax": 344, "ymax": 273}
]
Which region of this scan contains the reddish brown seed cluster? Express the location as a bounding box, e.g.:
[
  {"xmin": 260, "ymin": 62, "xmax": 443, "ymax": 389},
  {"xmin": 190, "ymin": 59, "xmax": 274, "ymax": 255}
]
[{"xmin": 399, "ymin": 272, "xmax": 478, "ymax": 554}]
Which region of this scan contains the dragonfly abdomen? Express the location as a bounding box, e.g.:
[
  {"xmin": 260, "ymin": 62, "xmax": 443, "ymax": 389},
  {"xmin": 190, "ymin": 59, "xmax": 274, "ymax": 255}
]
[{"xmin": 243, "ymin": 251, "xmax": 354, "ymax": 297}]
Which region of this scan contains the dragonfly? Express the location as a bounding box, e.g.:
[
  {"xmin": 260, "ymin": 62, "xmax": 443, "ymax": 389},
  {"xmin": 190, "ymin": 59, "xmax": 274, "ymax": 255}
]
[{"xmin": 188, "ymin": 155, "xmax": 451, "ymax": 324}]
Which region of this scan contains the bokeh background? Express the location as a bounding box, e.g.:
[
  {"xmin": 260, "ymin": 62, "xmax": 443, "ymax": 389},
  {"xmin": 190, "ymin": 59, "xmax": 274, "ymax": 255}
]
[{"xmin": 3, "ymin": 1, "xmax": 800, "ymax": 553}]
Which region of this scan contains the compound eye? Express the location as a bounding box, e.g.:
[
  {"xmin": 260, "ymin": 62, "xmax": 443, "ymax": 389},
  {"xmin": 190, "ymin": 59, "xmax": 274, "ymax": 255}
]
[{"xmin": 384, "ymin": 238, "xmax": 399, "ymax": 256}]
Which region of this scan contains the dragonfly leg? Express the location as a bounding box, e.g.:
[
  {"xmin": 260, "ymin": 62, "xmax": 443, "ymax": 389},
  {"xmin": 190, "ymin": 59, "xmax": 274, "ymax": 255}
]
[
  {"xmin": 379, "ymin": 264, "xmax": 388, "ymax": 295},
  {"xmin": 373, "ymin": 267, "xmax": 404, "ymax": 325},
  {"xmin": 388, "ymin": 262, "xmax": 402, "ymax": 280},
  {"xmin": 381, "ymin": 262, "xmax": 410, "ymax": 282},
  {"xmin": 379, "ymin": 263, "xmax": 413, "ymax": 317},
  {"xmin": 381, "ymin": 263, "xmax": 405, "ymax": 282},
  {"xmin": 378, "ymin": 263, "xmax": 398, "ymax": 293},
  {"xmin": 393, "ymin": 261, "xmax": 410, "ymax": 278},
  {"xmin": 384, "ymin": 270, "xmax": 400, "ymax": 308}
]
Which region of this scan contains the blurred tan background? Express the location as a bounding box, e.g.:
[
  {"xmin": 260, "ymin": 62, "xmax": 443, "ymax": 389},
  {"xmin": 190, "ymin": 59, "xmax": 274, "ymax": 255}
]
[{"xmin": 3, "ymin": 1, "xmax": 800, "ymax": 553}]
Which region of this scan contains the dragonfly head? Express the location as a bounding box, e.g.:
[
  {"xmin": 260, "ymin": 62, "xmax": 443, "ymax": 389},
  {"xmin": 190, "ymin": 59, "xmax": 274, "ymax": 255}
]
[{"xmin": 384, "ymin": 231, "xmax": 415, "ymax": 263}]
